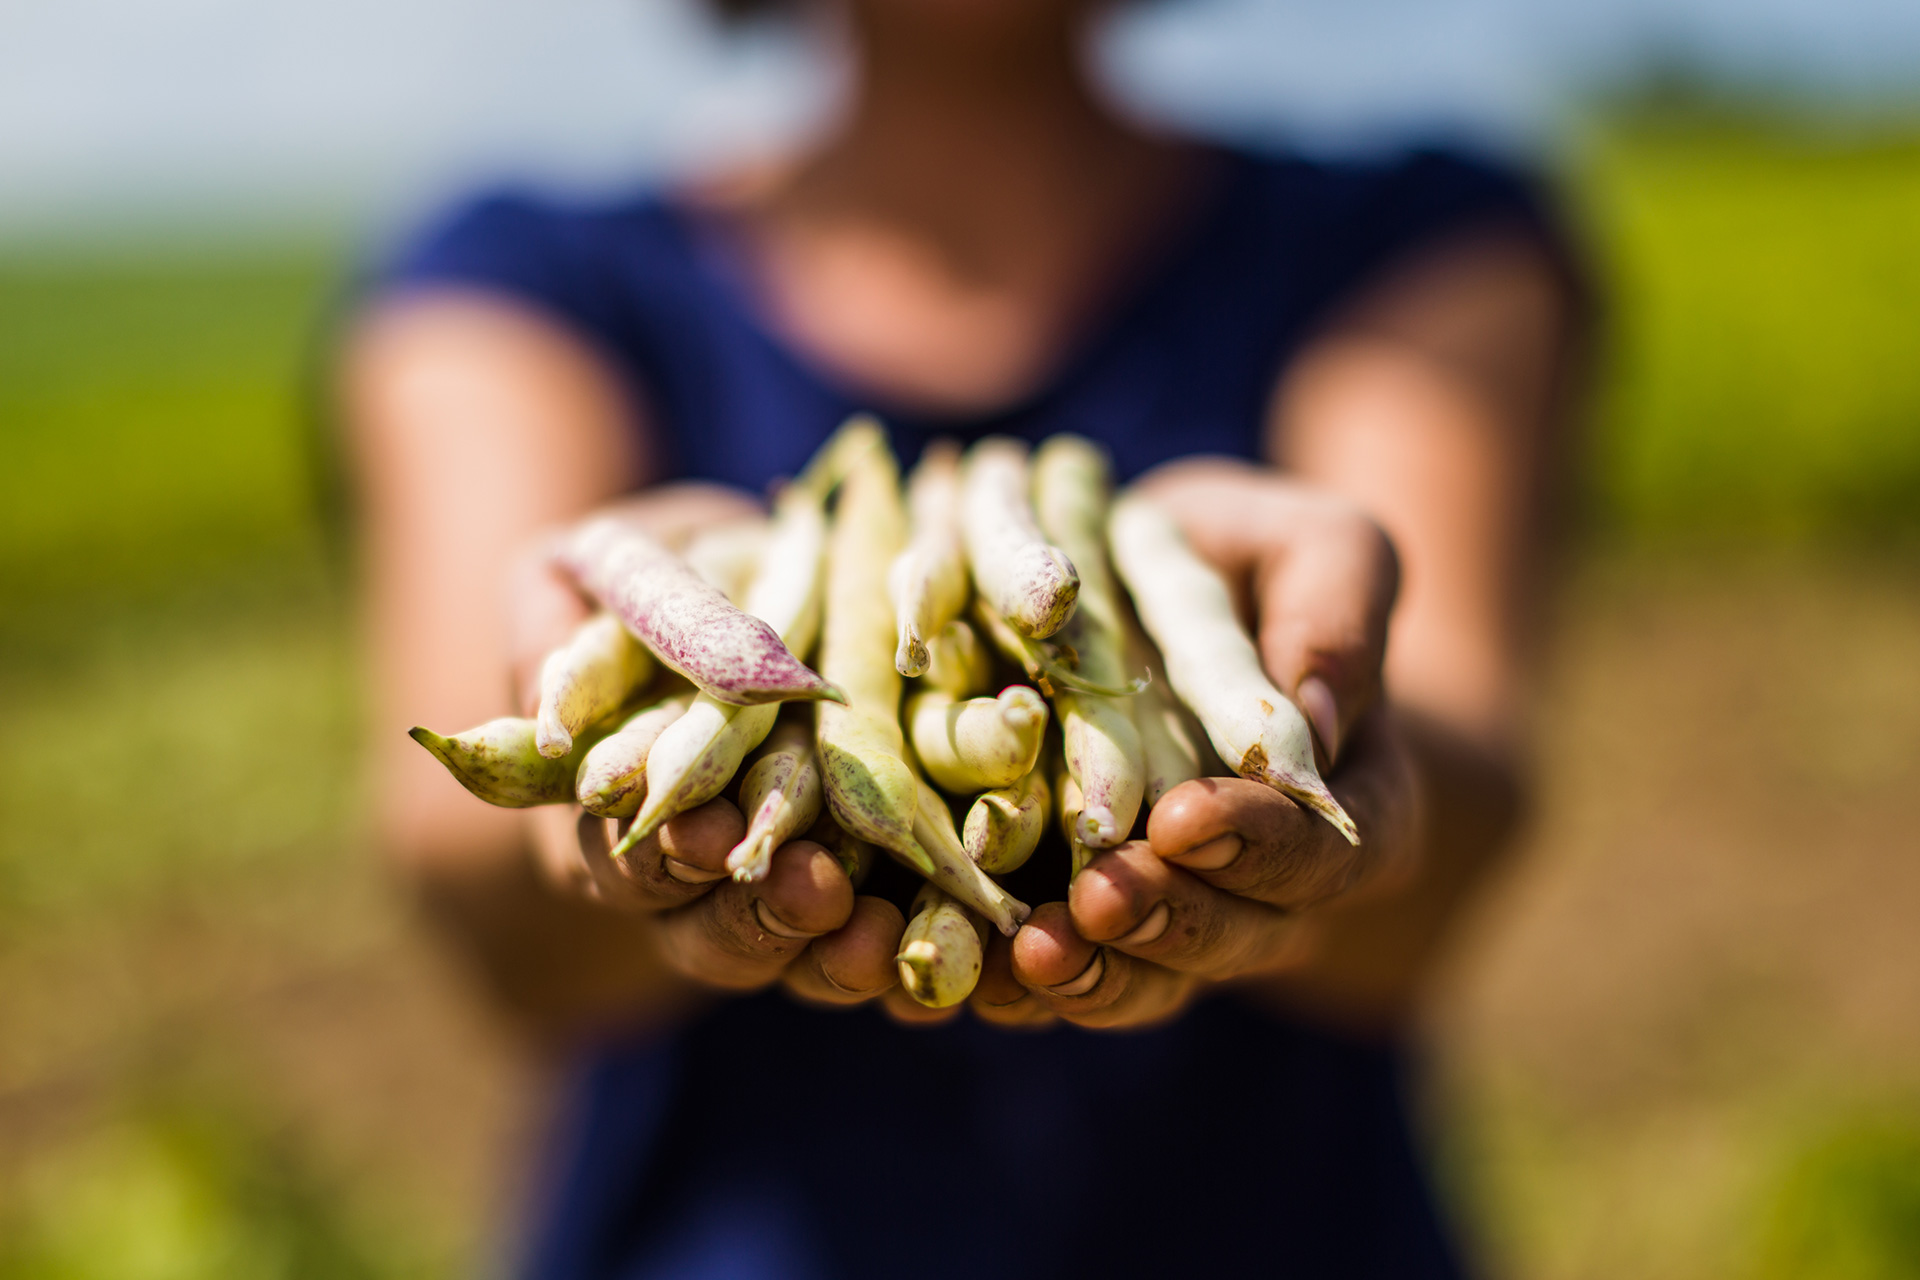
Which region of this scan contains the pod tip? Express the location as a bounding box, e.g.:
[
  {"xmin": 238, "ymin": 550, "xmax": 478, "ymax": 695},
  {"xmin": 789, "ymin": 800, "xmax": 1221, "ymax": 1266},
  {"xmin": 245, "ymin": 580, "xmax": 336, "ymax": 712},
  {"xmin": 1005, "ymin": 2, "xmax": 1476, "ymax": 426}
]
[
  {"xmin": 998, "ymin": 700, "xmax": 1046, "ymax": 731},
  {"xmin": 895, "ymin": 630, "xmax": 930, "ymax": 679},
  {"xmin": 611, "ymin": 815, "xmax": 659, "ymax": 861},
  {"xmin": 1077, "ymin": 805, "xmax": 1122, "ymax": 849},
  {"xmin": 726, "ymin": 832, "xmax": 775, "ymax": 883},
  {"xmin": 986, "ymin": 888, "xmax": 1031, "ymax": 936},
  {"xmin": 408, "ymin": 726, "xmax": 455, "ymax": 766},
  {"xmin": 534, "ymin": 720, "xmax": 573, "ymax": 760},
  {"xmin": 1240, "ymin": 747, "xmax": 1360, "ymax": 847},
  {"xmin": 1292, "ymin": 781, "xmax": 1360, "ymax": 847}
]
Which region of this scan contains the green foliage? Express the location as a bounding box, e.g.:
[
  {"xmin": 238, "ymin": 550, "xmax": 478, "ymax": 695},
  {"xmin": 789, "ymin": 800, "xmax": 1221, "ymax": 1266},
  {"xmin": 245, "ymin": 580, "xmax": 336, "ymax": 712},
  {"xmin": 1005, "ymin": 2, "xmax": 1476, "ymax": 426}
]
[
  {"xmin": 0, "ymin": 252, "xmax": 412, "ymax": 1272},
  {"xmin": 0, "ymin": 1090, "xmax": 419, "ymax": 1280},
  {"xmin": 1574, "ymin": 116, "xmax": 1920, "ymax": 542},
  {"xmin": 1753, "ymin": 1111, "xmax": 1920, "ymax": 1280},
  {"xmin": 0, "ymin": 249, "xmax": 342, "ymax": 599}
]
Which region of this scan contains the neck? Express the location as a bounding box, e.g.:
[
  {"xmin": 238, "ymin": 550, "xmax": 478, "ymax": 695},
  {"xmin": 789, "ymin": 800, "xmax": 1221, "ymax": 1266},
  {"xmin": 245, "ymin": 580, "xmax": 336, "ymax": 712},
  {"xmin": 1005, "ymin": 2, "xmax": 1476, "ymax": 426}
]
[{"xmin": 798, "ymin": 3, "xmax": 1143, "ymax": 213}]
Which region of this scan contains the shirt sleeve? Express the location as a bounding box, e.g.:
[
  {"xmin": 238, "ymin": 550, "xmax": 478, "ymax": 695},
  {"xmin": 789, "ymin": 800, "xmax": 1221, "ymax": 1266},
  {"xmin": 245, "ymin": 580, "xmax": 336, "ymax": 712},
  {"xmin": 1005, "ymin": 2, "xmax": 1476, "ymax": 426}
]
[
  {"xmin": 371, "ymin": 190, "xmax": 633, "ymax": 356},
  {"xmin": 1306, "ymin": 148, "xmax": 1588, "ymax": 328}
]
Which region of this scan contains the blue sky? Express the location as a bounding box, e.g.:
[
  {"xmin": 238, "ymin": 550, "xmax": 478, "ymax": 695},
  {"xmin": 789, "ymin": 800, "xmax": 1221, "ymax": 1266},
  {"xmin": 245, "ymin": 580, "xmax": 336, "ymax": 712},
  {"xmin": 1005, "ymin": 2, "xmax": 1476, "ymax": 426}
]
[{"xmin": 2, "ymin": 0, "xmax": 1917, "ymax": 240}]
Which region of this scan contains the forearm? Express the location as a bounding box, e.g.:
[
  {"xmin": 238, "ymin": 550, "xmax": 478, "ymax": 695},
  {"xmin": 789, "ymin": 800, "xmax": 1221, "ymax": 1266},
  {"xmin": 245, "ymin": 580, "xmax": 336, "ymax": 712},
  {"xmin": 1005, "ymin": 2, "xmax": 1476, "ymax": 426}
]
[
  {"xmin": 1253, "ymin": 707, "xmax": 1524, "ymax": 1032},
  {"xmin": 1247, "ymin": 230, "xmax": 1574, "ymax": 1033},
  {"xmin": 391, "ymin": 822, "xmax": 701, "ymax": 1044}
]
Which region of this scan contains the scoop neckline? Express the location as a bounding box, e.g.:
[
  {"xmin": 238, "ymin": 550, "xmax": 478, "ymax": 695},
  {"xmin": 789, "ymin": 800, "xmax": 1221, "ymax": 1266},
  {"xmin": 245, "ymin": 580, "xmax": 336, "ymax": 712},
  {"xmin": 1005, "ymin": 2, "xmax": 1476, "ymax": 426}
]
[{"xmin": 653, "ymin": 147, "xmax": 1252, "ymax": 431}]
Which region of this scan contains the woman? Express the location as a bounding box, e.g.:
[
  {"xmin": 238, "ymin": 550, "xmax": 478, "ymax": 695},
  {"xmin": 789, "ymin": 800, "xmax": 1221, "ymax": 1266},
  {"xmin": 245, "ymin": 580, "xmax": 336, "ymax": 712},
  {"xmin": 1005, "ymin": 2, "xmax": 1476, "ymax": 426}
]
[{"xmin": 345, "ymin": 0, "xmax": 1580, "ymax": 1274}]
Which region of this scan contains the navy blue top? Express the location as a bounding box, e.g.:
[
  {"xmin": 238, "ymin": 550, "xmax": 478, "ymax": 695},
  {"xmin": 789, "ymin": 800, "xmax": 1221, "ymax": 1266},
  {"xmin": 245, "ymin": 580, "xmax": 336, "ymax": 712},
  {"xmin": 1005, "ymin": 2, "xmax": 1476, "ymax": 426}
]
[{"xmin": 383, "ymin": 145, "xmax": 1557, "ymax": 1280}]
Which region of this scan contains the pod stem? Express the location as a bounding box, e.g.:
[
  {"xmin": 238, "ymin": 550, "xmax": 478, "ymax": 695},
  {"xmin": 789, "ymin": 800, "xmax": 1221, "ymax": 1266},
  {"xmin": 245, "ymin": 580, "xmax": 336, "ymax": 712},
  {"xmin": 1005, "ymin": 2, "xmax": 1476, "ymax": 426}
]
[
  {"xmin": 896, "ymin": 940, "xmax": 941, "ymax": 999},
  {"xmin": 972, "ymin": 601, "xmax": 1148, "ymax": 698}
]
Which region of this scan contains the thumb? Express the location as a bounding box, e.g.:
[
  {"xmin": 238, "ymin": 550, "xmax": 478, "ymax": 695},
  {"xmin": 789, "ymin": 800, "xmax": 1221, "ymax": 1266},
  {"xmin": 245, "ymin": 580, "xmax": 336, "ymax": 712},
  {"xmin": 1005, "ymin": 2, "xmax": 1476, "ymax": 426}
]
[
  {"xmin": 1133, "ymin": 459, "xmax": 1400, "ymax": 768},
  {"xmin": 507, "ymin": 539, "xmax": 594, "ymax": 716},
  {"xmin": 1252, "ymin": 507, "xmax": 1398, "ymax": 767}
]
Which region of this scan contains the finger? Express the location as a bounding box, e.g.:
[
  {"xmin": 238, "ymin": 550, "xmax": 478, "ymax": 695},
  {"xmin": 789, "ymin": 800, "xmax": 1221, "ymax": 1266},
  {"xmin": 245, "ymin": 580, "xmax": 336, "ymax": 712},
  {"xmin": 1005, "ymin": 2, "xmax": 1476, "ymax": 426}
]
[
  {"xmin": 1069, "ymin": 842, "xmax": 1311, "ymax": 980},
  {"xmin": 581, "ymin": 798, "xmax": 747, "ymax": 912},
  {"xmin": 595, "ymin": 482, "xmax": 766, "ymax": 544},
  {"xmin": 969, "ymin": 930, "xmax": 1058, "ymax": 1029},
  {"xmin": 506, "ymin": 546, "xmax": 593, "ymax": 716},
  {"xmin": 1146, "ymin": 777, "xmax": 1357, "ymax": 908},
  {"xmin": 782, "ymin": 895, "xmax": 906, "ymax": 1006},
  {"xmin": 1251, "ymin": 505, "xmax": 1397, "ymax": 766},
  {"xmin": 882, "ymin": 985, "xmax": 966, "ymax": 1027},
  {"xmin": 653, "ymin": 839, "xmax": 854, "ymax": 990},
  {"xmin": 1137, "ymin": 462, "xmax": 1397, "ymax": 763},
  {"xmin": 526, "ymin": 805, "xmax": 599, "ymax": 898},
  {"xmin": 1010, "ymin": 903, "xmax": 1193, "ymax": 1030},
  {"xmin": 1146, "ymin": 718, "xmax": 1419, "ymax": 908}
]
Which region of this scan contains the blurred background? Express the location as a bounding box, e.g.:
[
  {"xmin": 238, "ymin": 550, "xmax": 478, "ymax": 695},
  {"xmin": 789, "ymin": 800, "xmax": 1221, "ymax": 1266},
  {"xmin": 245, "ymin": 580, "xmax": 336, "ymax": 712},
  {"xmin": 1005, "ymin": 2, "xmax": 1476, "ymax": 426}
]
[{"xmin": 2, "ymin": 1, "xmax": 1918, "ymax": 1276}]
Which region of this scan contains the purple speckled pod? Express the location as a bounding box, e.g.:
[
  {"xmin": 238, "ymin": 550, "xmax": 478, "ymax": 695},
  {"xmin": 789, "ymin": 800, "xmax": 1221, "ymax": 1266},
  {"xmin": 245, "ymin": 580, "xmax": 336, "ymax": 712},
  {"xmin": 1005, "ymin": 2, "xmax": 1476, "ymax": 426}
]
[{"xmin": 555, "ymin": 517, "xmax": 845, "ymax": 708}]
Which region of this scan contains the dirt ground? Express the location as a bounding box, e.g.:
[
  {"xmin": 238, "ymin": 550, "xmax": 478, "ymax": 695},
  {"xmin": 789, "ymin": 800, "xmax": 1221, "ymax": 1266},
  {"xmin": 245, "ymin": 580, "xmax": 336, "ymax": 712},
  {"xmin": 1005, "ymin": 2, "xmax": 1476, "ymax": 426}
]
[
  {"xmin": 2, "ymin": 549, "xmax": 1916, "ymax": 1277},
  {"xmin": 1432, "ymin": 550, "xmax": 1920, "ymax": 1277}
]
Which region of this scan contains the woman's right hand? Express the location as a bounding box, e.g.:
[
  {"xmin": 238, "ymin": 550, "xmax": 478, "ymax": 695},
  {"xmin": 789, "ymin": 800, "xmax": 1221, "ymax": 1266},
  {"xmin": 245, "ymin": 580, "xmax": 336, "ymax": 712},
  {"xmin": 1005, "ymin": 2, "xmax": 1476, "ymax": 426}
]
[{"xmin": 508, "ymin": 484, "xmax": 912, "ymax": 1018}]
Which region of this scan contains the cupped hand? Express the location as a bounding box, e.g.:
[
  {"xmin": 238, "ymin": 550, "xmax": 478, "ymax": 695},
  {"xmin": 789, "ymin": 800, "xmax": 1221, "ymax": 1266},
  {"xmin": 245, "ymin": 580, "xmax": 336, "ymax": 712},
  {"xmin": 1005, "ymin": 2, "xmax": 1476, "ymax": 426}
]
[
  {"xmin": 512, "ymin": 483, "xmax": 908, "ymax": 1012},
  {"xmin": 997, "ymin": 459, "xmax": 1424, "ymax": 1030}
]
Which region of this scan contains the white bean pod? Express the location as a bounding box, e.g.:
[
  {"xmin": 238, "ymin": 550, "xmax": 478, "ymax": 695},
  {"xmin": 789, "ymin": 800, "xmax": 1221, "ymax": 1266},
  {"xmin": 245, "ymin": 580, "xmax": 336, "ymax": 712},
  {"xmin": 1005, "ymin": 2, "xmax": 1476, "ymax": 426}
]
[{"xmin": 1108, "ymin": 493, "xmax": 1358, "ymax": 845}]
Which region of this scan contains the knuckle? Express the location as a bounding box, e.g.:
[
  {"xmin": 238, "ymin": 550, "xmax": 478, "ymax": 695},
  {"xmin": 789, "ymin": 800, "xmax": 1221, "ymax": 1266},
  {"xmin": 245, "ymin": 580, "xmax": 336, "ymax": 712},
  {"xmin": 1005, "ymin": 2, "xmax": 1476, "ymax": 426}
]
[
  {"xmin": 1198, "ymin": 905, "xmax": 1248, "ymax": 968},
  {"xmin": 1238, "ymin": 829, "xmax": 1355, "ymax": 908}
]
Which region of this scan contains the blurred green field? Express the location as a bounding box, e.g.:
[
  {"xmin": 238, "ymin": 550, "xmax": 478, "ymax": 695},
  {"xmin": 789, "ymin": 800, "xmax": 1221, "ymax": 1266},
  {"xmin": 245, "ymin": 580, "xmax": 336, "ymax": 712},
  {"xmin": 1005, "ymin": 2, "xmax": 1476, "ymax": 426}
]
[
  {"xmin": 2, "ymin": 113, "xmax": 1918, "ymax": 1279},
  {"xmin": 1572, "ymin": 111, "xmax": 1920, "ymax": 541}
]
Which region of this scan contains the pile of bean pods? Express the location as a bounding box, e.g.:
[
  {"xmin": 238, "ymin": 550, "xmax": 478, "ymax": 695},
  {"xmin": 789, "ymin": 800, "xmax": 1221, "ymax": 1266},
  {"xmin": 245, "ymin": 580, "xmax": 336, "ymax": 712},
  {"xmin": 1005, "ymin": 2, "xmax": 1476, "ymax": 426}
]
[{"xmin": 412, "ymin": 419, "xmax": 1356, "ymax": 1009}]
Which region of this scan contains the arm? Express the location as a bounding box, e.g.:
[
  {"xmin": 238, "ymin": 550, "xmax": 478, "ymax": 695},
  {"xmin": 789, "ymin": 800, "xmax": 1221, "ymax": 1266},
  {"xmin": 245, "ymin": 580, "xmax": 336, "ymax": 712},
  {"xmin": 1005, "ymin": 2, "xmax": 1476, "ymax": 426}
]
[
  {"xmin": 1267, "ymin": 226, "xmax": 1577, "ymax": 1027},
  {"xmin": 349, "ymin": 293, "xmax": 902, "ymax": 1044},
  {"xmin": 344, "ymin": 292, "xmax": 676, "ymax": 1038},
  {"xmin": 1004, "ymin": 226, "xmax": 1581, "ymax": 1033}
]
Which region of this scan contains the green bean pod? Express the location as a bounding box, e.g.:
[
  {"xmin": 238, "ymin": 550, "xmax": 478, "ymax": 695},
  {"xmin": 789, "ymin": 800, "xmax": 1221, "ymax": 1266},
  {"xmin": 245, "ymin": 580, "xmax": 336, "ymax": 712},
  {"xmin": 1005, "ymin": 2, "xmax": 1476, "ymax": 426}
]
[
  {"xmin": 897, "ymin": 884, "xmax": 985, "ymax": 1009},
  {"xmin": 890, "ymin": 439, "xmax": 969, "ymax": 677},
  {"xmin": 534, "ymin": 611, "xmax": 657, "ymax": 759},
  {"xmin": 962, "ymin": 763, "xmax": 1050, "ymax": 875},
  {"xmin": 575, "ymin": 691, "xmax": 697, "ymax": 819},
  {"xmin": 906, "ymin": 684, "xmax": 1049, "ymax": 794},
  {"xmin": 1033, "ymin": 435, "xmax": 1146, "ymax": 849},
  {"xmin": 411, "ymin": 716, "xmax": 597, "ymax": 808},
  {"xmin": 727, "ymin": 720, "xmax": 824, "ymax": 883},
  {"xmin": 919, "ymin": 619, "xmax": 993, "ymax": 698}
]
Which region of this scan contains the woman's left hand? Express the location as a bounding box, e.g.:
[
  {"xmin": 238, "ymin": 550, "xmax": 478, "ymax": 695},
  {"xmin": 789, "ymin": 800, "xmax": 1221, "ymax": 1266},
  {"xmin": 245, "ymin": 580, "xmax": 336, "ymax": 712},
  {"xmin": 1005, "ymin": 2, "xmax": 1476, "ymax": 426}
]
[{"xmin": 991, "ymin": 459, "xmax": 1425, "ymax": 1029}]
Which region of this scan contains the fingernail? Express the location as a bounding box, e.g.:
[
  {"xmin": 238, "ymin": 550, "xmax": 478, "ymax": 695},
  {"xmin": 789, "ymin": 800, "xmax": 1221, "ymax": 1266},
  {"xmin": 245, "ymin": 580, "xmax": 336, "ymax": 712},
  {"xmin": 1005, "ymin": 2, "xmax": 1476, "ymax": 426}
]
[
  {"xmin": 1111, "ymin": 902, "xmax": 1170, "ymax": 948},
  {"xmin": 1046, "ymin": 949, "xmax": 1105, "ymax": 997},
  {"xmin": 822, "ymin": 968, "xmax": 886, "ymax": 998},
  {"xmin": 1297, "ymin": 675, "xmax": 1340, "ymax": 765},
  {"xmin": 664, "ymin": 856, "xmax": 726, "ymax": 885},
  {"xmin": 1170, "ymin": 834, "xmax": 1242, "ymax": 871},
  {"xmin": 754, "ymin": 898, "xmax": 818, "ymax": 939}
]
